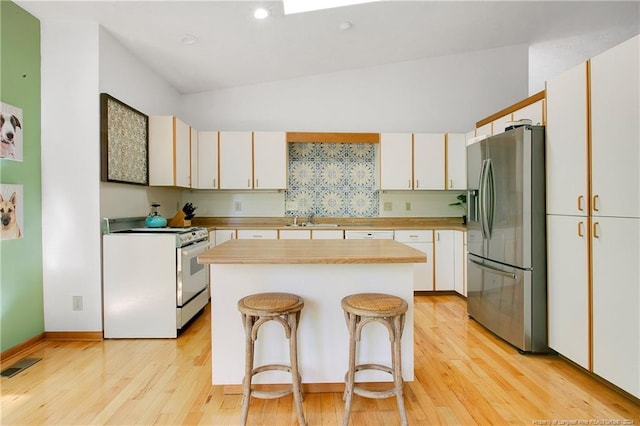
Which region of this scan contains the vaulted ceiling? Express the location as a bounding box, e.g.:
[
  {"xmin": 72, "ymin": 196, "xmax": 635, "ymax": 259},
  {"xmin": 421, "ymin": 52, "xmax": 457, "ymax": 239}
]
[{"xmin": 17, "ymin": 1, "xmax": 640, "ymax": 94}]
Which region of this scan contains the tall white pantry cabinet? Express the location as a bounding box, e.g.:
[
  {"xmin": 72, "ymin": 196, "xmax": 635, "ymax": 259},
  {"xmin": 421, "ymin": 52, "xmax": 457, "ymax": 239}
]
[{"xmin": 545, "ymin": 35, "xmax": 639, "ymax": 398}]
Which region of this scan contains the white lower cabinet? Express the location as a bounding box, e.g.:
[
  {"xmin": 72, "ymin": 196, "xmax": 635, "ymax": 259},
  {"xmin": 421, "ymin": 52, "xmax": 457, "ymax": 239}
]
[
  {"xmin": 214, "ymin": 229, "xmax": 236, "ymax": 246},
  {"xmin": 591, "ymin": 216, "xmax": 640, "ymax": 398},
  {"xmin": 453, "ymin": 230, "xmax": 466, "ymax": 296},
  {"xmin": 395, "ymin": 230, "xmax": 434, "ymax": 291},
  {"xmin": 547, "ymin": 214, "xmax": 589, "ymax": 369},
  {"xmin": 434, "ymin": 230, "xmax": 455, "ymax": 291}
]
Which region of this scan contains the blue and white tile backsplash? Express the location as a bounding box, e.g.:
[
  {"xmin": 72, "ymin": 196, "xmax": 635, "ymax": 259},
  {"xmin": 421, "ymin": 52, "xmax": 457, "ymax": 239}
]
[{"xmin": 285, "ymin": 143, "xmax": 379, "ymax": 217}]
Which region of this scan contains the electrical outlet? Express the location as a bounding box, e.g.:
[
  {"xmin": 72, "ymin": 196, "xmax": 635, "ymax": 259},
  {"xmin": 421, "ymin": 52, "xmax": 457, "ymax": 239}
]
[
  {"xmin": 383, "ymin": 202, "xmax": 393, "ymax": 211},
  {"xmin": 234, "ymin": 201, "xmax": 242, "ymax": 212},
  {"xmin": 72, "ymin": 296, "xmax": 83, "ymax": 311},
  {"xmin": 405, "ymin": 202, "xmax": 411, "ymax": 211}
]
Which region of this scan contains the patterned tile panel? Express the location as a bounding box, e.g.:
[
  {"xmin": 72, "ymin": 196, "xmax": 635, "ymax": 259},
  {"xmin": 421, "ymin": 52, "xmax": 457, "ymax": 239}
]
[{"xmin": 286, "ymin": 143, "xmax": 379, "ymax": 217}]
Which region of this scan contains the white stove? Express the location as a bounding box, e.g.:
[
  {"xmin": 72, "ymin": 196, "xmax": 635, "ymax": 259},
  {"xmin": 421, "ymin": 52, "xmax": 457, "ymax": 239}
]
[{"xmin": 102, "ymin": 218, "xmax": 211, "ymax": 338}]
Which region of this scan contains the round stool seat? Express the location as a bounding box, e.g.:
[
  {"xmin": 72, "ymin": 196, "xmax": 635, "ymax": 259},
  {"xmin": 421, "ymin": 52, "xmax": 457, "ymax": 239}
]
[
  {"xmin": 341, "ymin": 293, "xmax": 408, "ymax": 317},
  {"xmin": 238, "ymin": 292, "xmax": 304, "ymax": 316}
]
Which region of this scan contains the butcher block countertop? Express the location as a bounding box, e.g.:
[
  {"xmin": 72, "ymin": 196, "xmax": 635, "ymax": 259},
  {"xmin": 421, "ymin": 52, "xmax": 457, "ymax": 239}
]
[
  {"xmin": 198, "ymin": 239, "xmax": 427, "ymax": 264},
  {"xmin": 192, "ymin": 216, "xmax": 466, "ymax": 231}
]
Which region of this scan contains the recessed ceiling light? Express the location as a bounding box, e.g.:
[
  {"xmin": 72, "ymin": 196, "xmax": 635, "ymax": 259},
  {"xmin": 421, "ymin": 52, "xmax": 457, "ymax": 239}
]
[
  {"xmin": 339, "ymin": 21, "xmax": 353, "ymax": 31},
  {"xmin": 254, "ymin": 7, "xmax": 271, "ymax": 19},
  {"xmin": 181, "ymin": 34, "xmax": 198, "ymax": 45}
]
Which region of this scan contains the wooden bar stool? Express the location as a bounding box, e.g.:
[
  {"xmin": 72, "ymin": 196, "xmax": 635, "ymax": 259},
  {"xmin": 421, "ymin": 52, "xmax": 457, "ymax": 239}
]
[
  {"xmin": 341, "ymin": 292, "xmax": 409, "ymax": 426},
  {"xmin": 237, "ymin": 292, "xmax": 307, "ymax": 426}
]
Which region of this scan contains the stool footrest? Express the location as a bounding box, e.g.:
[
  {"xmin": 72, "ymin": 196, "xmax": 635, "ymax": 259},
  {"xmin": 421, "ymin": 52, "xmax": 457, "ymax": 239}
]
[
  {"xmin": 354, "ymin": 363, "xmax": 393, "ymax": 375},
  {"xmin": 252, "ymin": 388, "xmax": 293, "ymax": 400},
  {"xmin": 354, "ymin": 385, "xmax": 399, "ymax": 399},
  {"xmin": 252, "ymin": 363, "xmax": 291, "ymax": 375},
  {"xmin": 350, "ymin": 363, "xmax": 402, "ymax": 399}
]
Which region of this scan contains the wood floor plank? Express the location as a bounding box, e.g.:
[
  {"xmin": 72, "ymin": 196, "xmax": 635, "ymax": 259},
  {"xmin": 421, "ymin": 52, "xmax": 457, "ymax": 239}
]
[{"xmin": 1, "ymin": 295, "xmax": 638, "ymax": 425}]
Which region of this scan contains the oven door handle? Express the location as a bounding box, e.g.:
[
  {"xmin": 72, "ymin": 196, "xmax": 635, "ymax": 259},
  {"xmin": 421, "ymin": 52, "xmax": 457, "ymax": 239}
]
[{"xmin": 180, "ymin": 240, "xmax": 210, "ymax": 257}]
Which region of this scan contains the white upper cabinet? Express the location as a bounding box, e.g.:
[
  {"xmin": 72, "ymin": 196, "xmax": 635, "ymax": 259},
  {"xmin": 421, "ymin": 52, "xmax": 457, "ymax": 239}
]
[
  {"xmin": 253, "ymin": 131, "xmax": 287, "ymax": 190},
  {"xmin": 381, "ymin": 133, "xmax": 451, "ymax": 190},
  {"xmin": 446, "ymin": 133, "xmax": 466, "ymax": 190},
  {"xmin": 545, "ymin": 62, "xmax": 589, "ymax": 217},
  {"xmin": 219, "ymin": 131, "xmax": 253, "ymax": 189},
  {"xmin": 475, "ymin": 122, "xmax": 492, "ymax": 138},
  {"xmin": 190, "ymin": 127, "xmax": 199, "ymax": 188},
  {"xmin": 414, "ymin": 133, "xmax": 445, "ymax": 190},
  {"xmin": 491, "ymin": 114, "xmax": 513, "ymax": 136},
  {"xmin": 149, "ymin": 116, "xmax": 191, "ymax": 188},
  {"xmin": 380, "ymin": 133, "xmax": 413, "ymax": 190},
  {"xmin": 590, "ymin": 35, "xmax": 640, "ymax": 219},
  {"xmin": 513, "ymin": 99, "xmax": 545, "ymax": 126},
  {"xmin": 197, "ymin": 131, "xmax": 219, "ymax": 189},
  {"xmin": 219, "ymin": 131, "xmax": 287, "ymax": 190}
]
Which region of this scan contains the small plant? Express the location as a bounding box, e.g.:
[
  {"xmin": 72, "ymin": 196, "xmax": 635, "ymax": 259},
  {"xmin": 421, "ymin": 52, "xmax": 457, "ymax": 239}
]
[
  {"xmin": 449, "ymin": 194, "xmax": 467, "ymax": 224},
  {"xmin": 449, "ymin": 194, "xmax": 467, "ymax": 211}
]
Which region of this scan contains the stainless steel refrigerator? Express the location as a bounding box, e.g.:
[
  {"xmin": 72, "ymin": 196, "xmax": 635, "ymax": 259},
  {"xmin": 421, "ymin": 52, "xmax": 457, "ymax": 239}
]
[{"xmin": 466, "ymin": 125, "xmax": 548, "ymax": 353}]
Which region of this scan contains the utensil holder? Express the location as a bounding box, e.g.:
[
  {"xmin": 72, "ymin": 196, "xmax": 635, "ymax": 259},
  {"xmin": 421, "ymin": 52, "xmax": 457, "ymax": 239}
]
[{"xmin": 168, "ymin": 211, "xmax": 191, "ymax": 228}]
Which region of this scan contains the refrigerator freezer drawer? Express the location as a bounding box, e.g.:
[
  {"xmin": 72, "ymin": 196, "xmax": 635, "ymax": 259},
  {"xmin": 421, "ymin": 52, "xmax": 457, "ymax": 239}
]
[{"xmin": 466, "ymin": 255, "xmax": 548, "ymax": 353}]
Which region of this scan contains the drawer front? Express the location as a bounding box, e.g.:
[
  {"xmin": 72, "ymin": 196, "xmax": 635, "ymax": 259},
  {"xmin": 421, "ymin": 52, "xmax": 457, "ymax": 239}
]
[
  {"xmin": 394, "ymin": 230, "xmax": 433, "ymax": 243},
  {"xmin": 236, "ymin": 229, "xmax": 278, "ymax": 239}
]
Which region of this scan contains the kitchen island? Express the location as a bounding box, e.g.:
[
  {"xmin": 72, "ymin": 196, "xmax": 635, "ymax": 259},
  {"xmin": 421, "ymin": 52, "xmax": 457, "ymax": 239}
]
[{"xmin": 198, "ymin": 239, "xmax": 426, "ymax": 390}]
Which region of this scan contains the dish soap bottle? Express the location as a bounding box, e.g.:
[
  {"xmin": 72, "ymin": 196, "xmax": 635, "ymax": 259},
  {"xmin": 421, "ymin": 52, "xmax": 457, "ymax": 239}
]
[{"xmin": 145, "ymin": 203, "xmax": 167, "ymax": 228}]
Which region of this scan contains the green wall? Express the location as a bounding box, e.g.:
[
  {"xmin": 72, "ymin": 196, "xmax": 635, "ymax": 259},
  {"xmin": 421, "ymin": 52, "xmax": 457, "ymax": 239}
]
[{"xmin": 0, "ymin": 1, "xmax": 43, "ymax": 353}]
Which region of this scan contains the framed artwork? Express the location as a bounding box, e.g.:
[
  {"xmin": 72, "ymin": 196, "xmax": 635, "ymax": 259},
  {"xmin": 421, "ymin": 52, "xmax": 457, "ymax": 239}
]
[
  {"xmin": 100, "ymin": 93, "xmax": 149, "ymax": 185},
  {"xmin": 0, "ymin": 102, "xmax": 24, "ymax": 162},
  {"xmin": 0, "ymin": 184, "xmax": 24, "ymax": 240}
]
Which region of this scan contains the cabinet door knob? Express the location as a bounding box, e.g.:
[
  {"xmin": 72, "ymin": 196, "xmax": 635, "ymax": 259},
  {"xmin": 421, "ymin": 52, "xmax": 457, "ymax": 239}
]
[
  {"xmin": 577, "ymin": 221, "xmax": 584, "ymax": 237},
  {"xmin": 592, "ymin": 195, "xmax": 600, "ymax": 212},
  {"xmin": 450, "ymin": 179, "xmax": 453, "ymax": 188},
  {"xmin": 213, "ymin": 178, "xmax": 217, "ymax": 188},
  {"xmin": 247, "ymin": 178, "xmax": 251, "ymax": 188},
  {"xmin": 416, "ymin": 179, "xmax": 419, "ymax": 189},
  {"xmin": 577, "ymin": 195, "xmax": 584, "ymax": 212},
  {"xmin": 408, "ymin": 179, "xmax": 411, "ymax": 189},
  {"xmin": 593, "ymin": 221, "xmax": 600, "ymax": 238}
]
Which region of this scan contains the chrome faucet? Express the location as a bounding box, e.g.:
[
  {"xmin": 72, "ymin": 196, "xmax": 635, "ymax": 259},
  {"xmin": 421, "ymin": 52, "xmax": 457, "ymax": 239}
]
[{"xmin": 308, "ymin": 213, "xmax": 315, "ymax": 224}]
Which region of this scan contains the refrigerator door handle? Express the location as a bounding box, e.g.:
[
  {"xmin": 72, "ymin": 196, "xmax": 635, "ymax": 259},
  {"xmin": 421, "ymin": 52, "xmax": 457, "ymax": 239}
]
[
  {"xmin": 479, "ymin": 159, "xmax": 490, "ymax": 239},
  {"xmin": 469, "ymin": 258, "xmax": 518, "ymax": 280},
  {"xmin": 485, "ymin": 159, "xmax": 495, "ymax": 237}
]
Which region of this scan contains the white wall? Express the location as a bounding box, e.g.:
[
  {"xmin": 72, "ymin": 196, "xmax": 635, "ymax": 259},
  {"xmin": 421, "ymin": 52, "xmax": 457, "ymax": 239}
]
[
  {"xmin": 99, "ymin": 27, "xmax": 183, "ymax": 220},
  {"xmin": 41, "ymin": 23, "xmax": 184, "ymax": 332},
  {"xmin": 181, "ymin": 44, "xmax": 529, "ymax": 134},
  {"xmin": 41, "ymin": 21, "xmax": 102, "ymax": 331}
]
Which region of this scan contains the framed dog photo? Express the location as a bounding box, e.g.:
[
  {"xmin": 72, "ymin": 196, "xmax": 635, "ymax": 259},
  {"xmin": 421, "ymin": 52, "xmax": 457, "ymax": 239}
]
[
  {"xmin": 0, "ymin": 184, "xmax": 24, "ymax": 240},
  {"xmin": 0, "ymin": 102, "xmax": 24, "ymax": 162},
  {"xmin": 100, "ymin": 93, "xmax": 149, "ymax": 185}
]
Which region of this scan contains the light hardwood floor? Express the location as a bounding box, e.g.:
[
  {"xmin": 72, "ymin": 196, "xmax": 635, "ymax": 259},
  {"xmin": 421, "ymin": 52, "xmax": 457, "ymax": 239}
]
[{"xmin": 2, "ymin": 295, "xmax": 638, "ymax": 425}]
